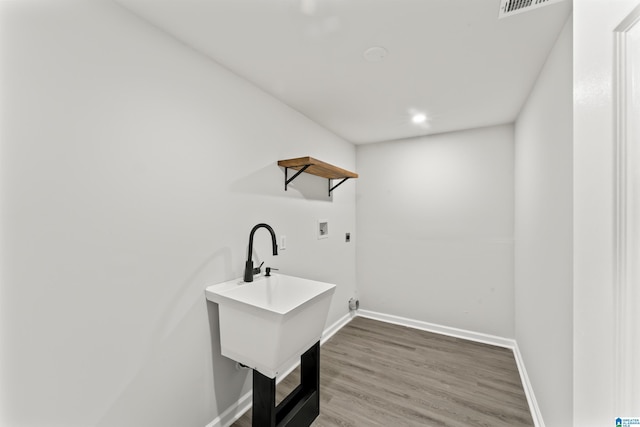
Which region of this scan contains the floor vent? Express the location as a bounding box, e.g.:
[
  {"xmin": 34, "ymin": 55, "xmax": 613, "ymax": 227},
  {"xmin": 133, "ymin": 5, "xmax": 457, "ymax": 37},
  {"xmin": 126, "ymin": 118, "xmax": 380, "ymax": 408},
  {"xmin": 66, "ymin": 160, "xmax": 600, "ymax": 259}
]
[{"xmin": 498, "ymin": 0, "xmax": 567, "ymax": 19}]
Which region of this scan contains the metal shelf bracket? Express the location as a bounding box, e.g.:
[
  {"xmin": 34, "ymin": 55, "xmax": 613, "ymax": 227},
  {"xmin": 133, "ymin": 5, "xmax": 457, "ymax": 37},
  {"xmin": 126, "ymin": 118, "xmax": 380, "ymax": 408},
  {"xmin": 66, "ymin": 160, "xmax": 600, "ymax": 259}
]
[
  {"xmin": 328, "ymin": 178, "xmax": 350, "ymax": 196},
  {"xmin": 284, "ymin": 165, "xmax": 311, "ymax": 191}
]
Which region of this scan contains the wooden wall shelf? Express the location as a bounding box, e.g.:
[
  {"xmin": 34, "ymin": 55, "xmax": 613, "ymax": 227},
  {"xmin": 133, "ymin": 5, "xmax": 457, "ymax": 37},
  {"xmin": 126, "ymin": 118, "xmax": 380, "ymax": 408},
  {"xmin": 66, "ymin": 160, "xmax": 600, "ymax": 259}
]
[{"xmin": 277, "ymin": 157, "xmax": 358, "ymax": 196}]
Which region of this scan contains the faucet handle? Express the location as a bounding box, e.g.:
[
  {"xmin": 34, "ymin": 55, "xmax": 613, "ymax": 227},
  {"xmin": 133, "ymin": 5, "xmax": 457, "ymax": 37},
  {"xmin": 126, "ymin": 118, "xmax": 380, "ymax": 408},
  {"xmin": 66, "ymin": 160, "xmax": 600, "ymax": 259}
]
[
  {"xmin": 265, "ymin": 267, "xmax": 279, "ymax": 276},
  {"xmin": 252, "ymin": 261, "xmax": 264, "ymax": 275}
]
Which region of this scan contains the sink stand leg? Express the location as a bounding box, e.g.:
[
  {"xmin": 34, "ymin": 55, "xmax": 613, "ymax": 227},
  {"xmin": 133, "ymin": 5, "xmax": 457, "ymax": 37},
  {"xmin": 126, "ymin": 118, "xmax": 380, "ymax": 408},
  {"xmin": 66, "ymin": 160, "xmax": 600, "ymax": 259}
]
[{"xmin": 252, "ymin": 341, "xmax": 320, "ymax": 427}]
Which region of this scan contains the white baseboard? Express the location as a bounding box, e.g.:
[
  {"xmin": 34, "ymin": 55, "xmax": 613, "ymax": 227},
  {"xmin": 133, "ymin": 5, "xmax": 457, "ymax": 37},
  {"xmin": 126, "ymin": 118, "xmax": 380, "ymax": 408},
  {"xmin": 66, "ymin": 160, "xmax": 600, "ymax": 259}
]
[
  {"xmin": 205, "ymin": 312, "xmax": 355, "ymax": 427},
  {"xmin": 357, "ymin": 309, "xmax": 516, "ymax": 349},
  {"xmin": 512, "ymin": 342, "xmax": 545, "ymax": 427},
  {"xmin": 206, "ymin": 309, "xmax": 544, "ymax": 427},
  {"xmin": 205, "ymin": 390, "xmax": 252, "ymax": 427},
  {"xmin": 322, "ymin": 311, "xmax": 355, "ymax": 345}
]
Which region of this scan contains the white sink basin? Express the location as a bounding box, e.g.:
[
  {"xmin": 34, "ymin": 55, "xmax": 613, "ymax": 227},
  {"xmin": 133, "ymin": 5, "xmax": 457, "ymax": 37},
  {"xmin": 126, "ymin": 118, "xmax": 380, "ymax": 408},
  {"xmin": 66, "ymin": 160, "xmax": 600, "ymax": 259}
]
[{"xmin": 205, "ymin": 273, "xmax": 336, "ymax": 378}]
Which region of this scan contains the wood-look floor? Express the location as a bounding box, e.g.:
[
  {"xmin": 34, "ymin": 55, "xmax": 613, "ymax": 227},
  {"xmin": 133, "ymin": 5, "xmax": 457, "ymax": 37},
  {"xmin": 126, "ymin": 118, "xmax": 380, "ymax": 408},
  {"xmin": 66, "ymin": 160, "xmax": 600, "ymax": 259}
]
[{"xmin": 232, "ymin": 317, "xmax": 534, "ymax": 427}]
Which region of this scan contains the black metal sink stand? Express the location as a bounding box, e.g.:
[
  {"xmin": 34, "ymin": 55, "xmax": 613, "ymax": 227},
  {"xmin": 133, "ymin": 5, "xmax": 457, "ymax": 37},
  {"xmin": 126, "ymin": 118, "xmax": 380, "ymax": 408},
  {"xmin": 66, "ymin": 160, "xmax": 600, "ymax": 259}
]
[{"xmin": 252, "ymin": 341, "xmax": 320, "ymax": 427}]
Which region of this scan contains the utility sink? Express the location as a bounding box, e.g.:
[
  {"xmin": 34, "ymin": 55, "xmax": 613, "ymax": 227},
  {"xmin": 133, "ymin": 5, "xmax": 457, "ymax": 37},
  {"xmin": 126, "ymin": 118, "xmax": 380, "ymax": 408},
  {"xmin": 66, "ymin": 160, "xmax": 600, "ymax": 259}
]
[{"xmin": 205, "ymin": 273, "xmax": 336, "ymax": 378}]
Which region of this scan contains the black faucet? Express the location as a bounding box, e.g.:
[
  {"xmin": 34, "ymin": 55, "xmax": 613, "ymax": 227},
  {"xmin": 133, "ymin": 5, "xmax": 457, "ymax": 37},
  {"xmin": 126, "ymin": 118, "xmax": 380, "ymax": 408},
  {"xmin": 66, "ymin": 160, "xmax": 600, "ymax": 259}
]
[{"xmin": 244, "ymin": 223, "xmax": 278, "ymax": 282}]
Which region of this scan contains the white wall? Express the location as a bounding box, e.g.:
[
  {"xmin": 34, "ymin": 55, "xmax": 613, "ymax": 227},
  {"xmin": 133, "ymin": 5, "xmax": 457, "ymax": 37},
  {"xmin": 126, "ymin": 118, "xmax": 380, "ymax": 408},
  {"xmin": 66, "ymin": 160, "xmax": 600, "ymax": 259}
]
[
  {"xmin": 356, "ymin": 125, "xmax": 515, "ymax": 338},
  {"xmin": 0, "ymin": 1, "xmax": 356, "ymax": 426},
  {"xmin": 514, "ymin": 16, "xmax": 573, "ymax": 426}
]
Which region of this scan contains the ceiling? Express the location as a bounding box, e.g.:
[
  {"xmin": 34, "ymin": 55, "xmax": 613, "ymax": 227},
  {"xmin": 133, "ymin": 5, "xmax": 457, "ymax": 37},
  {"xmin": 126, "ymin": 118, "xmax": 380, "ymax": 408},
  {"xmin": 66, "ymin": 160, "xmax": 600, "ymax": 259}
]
[{"xmin": 115, "ymin": 0, "xmax": 572, "ymax": 145}]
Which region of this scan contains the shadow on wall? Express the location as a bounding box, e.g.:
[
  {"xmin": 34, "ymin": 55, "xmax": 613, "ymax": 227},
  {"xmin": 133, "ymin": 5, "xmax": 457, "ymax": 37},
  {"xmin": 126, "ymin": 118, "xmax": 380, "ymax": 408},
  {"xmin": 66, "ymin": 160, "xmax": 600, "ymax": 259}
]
[
  {"xmin": 206, "ymin": 301, "xmax": 251, "ymax": 422},
  {"xmin": 94, "ymin": 247, "xmax": 247, "ymax": 427},
  {"xmin": 153, "ymin": 247, "xmax": 234, "ymax": 349},
  {"xmin": 230, "ymin": 162, "xmax": 332, "ymax": 202}
]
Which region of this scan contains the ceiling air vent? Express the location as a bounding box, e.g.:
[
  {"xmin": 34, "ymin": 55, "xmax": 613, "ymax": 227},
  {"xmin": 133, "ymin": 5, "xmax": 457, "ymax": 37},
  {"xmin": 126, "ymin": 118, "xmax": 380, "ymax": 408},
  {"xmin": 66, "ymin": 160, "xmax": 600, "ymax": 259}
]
[{"xmin": 498, "ymin": 0, "xmax": 567, "ymax": 19}]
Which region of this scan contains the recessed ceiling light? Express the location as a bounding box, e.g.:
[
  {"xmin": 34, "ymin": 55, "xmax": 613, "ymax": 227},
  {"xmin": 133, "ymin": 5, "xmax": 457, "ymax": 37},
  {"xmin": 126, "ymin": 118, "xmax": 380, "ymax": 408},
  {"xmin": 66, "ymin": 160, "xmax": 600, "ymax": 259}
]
[
  {"xmin": 363, "ymin": 46, "xmax": 388, "ymax": 62},
  {"xmin": 411, "ymin": 113, "xmax": 427, "ymax": 124}
]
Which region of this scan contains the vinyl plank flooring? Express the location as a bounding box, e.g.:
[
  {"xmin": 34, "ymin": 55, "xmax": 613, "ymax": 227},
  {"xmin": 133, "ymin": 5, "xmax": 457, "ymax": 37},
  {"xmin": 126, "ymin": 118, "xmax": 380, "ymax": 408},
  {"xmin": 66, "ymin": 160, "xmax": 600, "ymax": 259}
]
[{"xmin": 231, "ymin": 317, "xmax": 534, "ymax": 427}]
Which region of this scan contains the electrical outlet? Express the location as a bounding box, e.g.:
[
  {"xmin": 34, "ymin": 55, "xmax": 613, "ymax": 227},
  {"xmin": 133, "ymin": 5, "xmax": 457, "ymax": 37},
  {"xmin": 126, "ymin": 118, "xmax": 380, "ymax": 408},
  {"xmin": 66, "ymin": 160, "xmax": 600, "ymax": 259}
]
[
  {"xmin": 345, "ymin": 232, "xmax": 351, "ymax": 242},
  {"xmin": 280, "ymin": 235, "xmax": 286, "ymax": 250}
]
